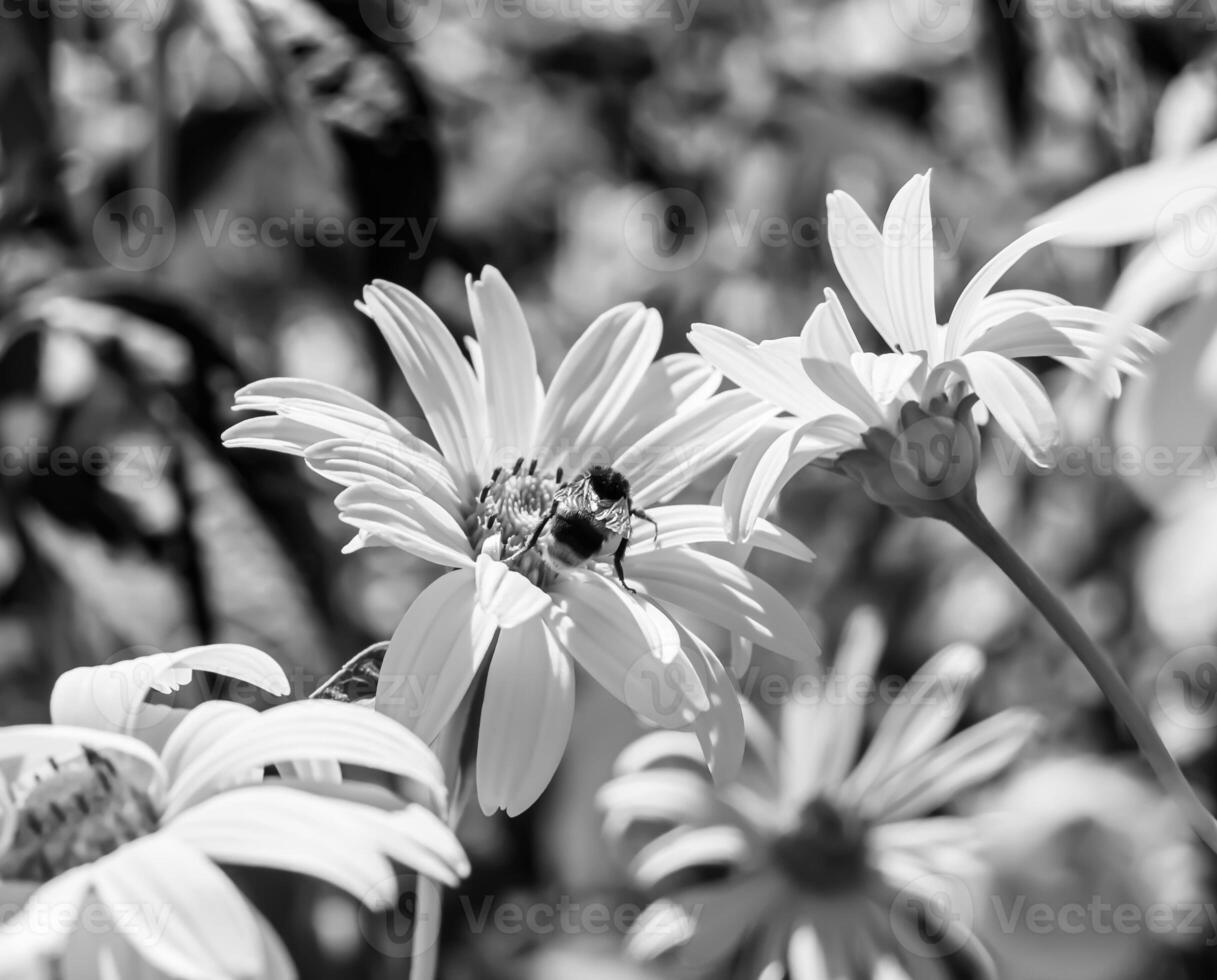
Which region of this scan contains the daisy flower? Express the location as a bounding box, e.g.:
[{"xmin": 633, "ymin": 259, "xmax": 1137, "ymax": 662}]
[
  {"xmin": 689, "ymin": 170, "xmax": 1164, "ymax": 534},
  {"xmin": 0, "ymin": 646, "xmax": 467, "ymax": 979},
  {"xmin": 223, "ymin": 269, "xmax": 820, "ymax": 817},
  {"xmin": 600, "ymin": 609, "xmax": 1042, "ymax": 980}
]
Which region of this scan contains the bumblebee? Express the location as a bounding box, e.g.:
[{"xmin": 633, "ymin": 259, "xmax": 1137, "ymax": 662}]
[{"xmin": 514, "ymin": 466, "xmax": 656, "ymax": 591}]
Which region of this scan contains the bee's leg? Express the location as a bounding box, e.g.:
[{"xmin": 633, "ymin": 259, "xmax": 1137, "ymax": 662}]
[
  {"xmin": 631, "ymin": 507, "xmax": 658, "ymax": 542},
  {"xmin": 613, "ymin": 537, "xmax": 636, "ymax": 594},
  {"xmin": 505, "ymin": 501, "xmax": 556, "ymax": 562}
]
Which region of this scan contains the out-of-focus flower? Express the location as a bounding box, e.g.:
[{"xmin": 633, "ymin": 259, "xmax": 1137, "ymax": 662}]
[
  {"xmin": 224, "ymin": 269, "xmax": 820, "ymax": 817},
  {"xmin": 0, "ymin": 647, "xmax": 466, "ymax": 979},
  {"xmin": 689, "ymin": 171, "xmax": 1162, "ymax": 535},
  {"xmin": 600, "ymin": 609, "xmax": 1041, "ymax": 980},
  {"xmin": 965, "ymin": 755, "xmax": 1208, "ymax": 980}
]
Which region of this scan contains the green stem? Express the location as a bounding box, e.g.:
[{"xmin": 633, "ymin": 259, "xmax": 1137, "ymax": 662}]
[{"xmin": 945, "ymin": 497, "xmax": 1217, "ymax": 854}]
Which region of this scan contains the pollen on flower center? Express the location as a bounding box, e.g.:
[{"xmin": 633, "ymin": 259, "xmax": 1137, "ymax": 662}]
[
  {"xmin": 469, "ymin": 457, "xmax": 562, "ymax": 587},
  {"xmin": 770, "ymin": 796, "xmax": 871, "ymax": 895},
  {"xmin": 0, "ymin": 749, "xmax": 160, "ymax": 883}
]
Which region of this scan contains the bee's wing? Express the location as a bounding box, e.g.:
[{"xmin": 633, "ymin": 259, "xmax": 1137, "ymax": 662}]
[
  {"xmin": 597, "ymin": 498, "xmax": 632, "ymax": 536},
  {"xmin": 554, "ymin": 477, "xmax": 599, "ymax": 514}
]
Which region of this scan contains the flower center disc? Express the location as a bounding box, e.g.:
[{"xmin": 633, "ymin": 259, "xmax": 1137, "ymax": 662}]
[
  {"xmin": 771, "ymin": 796, "xmax": 871, "ymax": 895},
  {"xmin": 0, "ymin": 749, "xmax": 159, "ymax": 883},
  {"xmin": 471, "ymin": 459, "xmax": 560, "ymax": 587}
]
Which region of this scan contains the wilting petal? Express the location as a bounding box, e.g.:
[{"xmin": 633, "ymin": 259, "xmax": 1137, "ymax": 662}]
[
  {"xmin": 628, "ymin": 548, "xmax": 820, "ymax": 662},
  {"xmin": 882, "ymin": 172, "xmax": 939, "ymax": 355},
  {"xmin": 535, "ymin": 303, "xmax": 661, "ymax": 473},
  {"xmin": 625, "ymin": 504, "xmax": 814, "ymax": 563},
  {"xmin": 466, "ymin": 267, "xmax": 540, "ymax": 462},
  {"xmin": 826, "ymin": 189, "xmax": 901, "ymax": 351},
  {"xmin": 843, "ymin": 643, "xmax": 984, "ymax": 800},
  {"xmin": 945, "ymin": 223, "xmax": 1065, "ymax": 356},
  {"xmin": 165, "ymin": 699, "xmax": 448, "ymax": 817},
  {"xmin": 474, "ymin": 554, "xmax": 550, "ymax": 628},
  {"xmin": 782, "ymin": 606, "xmax": 886, "ymax": 807},
  {"xmin": 376, "ymin": 568, "xmax": 496, "ymax": 743},
  {"xmin": 547, "ymin": 573, "xmax": 709, "ymax": 728},
  {"xmin": 861, "ymin": 709, "xmax": 1043, "ymax": 822},
  {"xmin": 358, "ymin": 282, "xmax": 488, "ymax": 494},
  {"xmin": 618, "ymin": 390, "xmax": 779, "ymax": 508},
  {"xmin": 335, "ymin": 483, "xmax": 475, "ymax": 568},
  {"xmin": 50, "ymin": 646, "xmax": 288, "ymax": 737},
  {"xmin": 929, "ymin": 351, "xmax": 1058, "ymax": 464},
  {"xmin": 476, "ymin": 618, "xmax": 575, "ymax": 816},
  {"xmin": 91, "ymin": 834, "xmax": 264, "ymax": 980}
]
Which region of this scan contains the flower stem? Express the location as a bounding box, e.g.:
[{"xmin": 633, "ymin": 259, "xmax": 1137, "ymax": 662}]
[{"xmin": 945, "ymin": 497, "xmax": 1217, "ymax": 854}]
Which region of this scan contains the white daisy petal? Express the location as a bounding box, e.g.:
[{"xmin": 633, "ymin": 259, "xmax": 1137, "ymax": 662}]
[
  {"xmin": 629, "ymin": 825, "xmax": 752, "ymax": 889},
  {"xmin": 165, "ymin": 699, "xmax": 448, "ymax": 817},
  {"xmin": 304, "ymin": 437, "xmax": 462, "ymax": 516},
  {"xmin": 721, "ymin": 418, "xmax": 859, "ymax": 540},
  {"xmin": 945, "ymin": 222, "xmax": 1065, "ymax": 356},
  {"xmin": 0, "ymin": 727, "xmax": 166, "ymax": 792},
  {"xmin": 159, "ymin": 701, "xmax": 261, "ymax": 787},
  {"xmin": 782, "ymin": 606, "xmax": 886, "ymax": 806},
  {"xmin": 597, "ymin": 769, "xmax": 734, "ymax": 833},
  {"xmin": 800, "ymin": 291, "xmax": 887, "ymax": 425},
  {"xmin": 680, "ymin": 625, "xmax": 747, "ymax": 784},
  {"xmin": 473, "ymin": 554, "xmax": 551, "ymax": 628},
  {"xmin": 221, "ymin": 414, "xmax": 335, "ymax": 455},
  {"xmin": 787, "ymin": 922, "xmax": 832, "ymax": 980},
  {"xmin": 91, "ymin": 834, "xmax": 264, "ymax": 980},
  {"xmin": 613, "ymin": 353, "xmax": 723, "ymax": 450},
  {"xmin": 475, "ymin": 617, "xmax": 575, "ymax": 816},
  {"xmin": 627, "ymin": 548, "xmax": 820, "ymax": 662},
  {"xmin": 333, "ymin": 483, "xmax": 475, "ymax": 569},
  {"xmin": 1105, "ymin": 236, "xmax": 1204, "ymax": 323},
  {"xmin": 466, "ymin": 267, "xmax": 540, "ymax": 461},
  {"xmin": 0, "ymin": 867, "xmax": 92, "ymax": 962},
  {"xmin": 826, "ymin": 189, "xmax": 902, "ymax": 350},
  {"xmin": 628, "ymin": 877, "xmax": 777, "ymax": 966},
  {"xmin": 49, "ymin": 646, "xmax": 288, "ymax": 737},
  {"xmin": 882, "ymin": 172, "xmax": 938, "ymax": 354},
  {"xmin": 625, "ymin": 504, "xmax": 814, "ymax": 563},
  {"xmin": 960, "ymin": 313, "xmax": 1086, "ymax": 361},
  {"xmin": 359, "ymin": 281, "xmax": 488, "ymax": 494},
  {"xmin": 535, "ymin": 303, "xmax": 662, "ymax": 472},
  {"xmin": 547, "ymin": 573, "xmax": 709, "ymax": 728},
  {"xmin": 617, "ymin": 390, "xmax": 780, "ymax": 508},
  {"xmin": 689, "ymin": 324, "xmax": 837, "ymax": 418},
  {"xmin": 930, "ymin": 351, "xmax": 1059, "ymax": 464},
  {"xmin": 843, "ymin": 644, "xmax": 984, "ymax": 800},
  {"xmin": 850, "ymin": 351, "xmax": 924, "ymax": 406},
  {"xmin": 375, "ymin": 568, "xmax": 496, "ymax": 743},
  {"xmin": 864, "ymin": 708, "xmax": 1043, "ymax": 822}
]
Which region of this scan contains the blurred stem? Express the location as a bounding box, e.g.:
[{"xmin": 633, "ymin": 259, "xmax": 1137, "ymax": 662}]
[{"xmin": 944, "ymin": 496, "xmax": 1217, "ymax": 854}]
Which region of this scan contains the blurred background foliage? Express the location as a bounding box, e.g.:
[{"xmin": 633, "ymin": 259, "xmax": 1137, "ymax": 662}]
[{"xmin": 3, "ymin": 0, "xmax": 1217, "ymax": 976}]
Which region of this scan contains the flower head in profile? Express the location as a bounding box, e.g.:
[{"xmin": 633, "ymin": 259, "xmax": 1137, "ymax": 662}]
[
  {"xmin": 224, "ymin": 269, "xmax": 819, "ymax": 817},
  {"xmin": 600, "ymin": 609, "xmax": 1041, "ymax": 980},
  {"xmin": 0, "ymin": 646, "xmax": 466, "ymax": 979},
  {"xmin": 689, "ymin": 171, "xmax": 1164, "ymax": 532}
]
